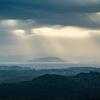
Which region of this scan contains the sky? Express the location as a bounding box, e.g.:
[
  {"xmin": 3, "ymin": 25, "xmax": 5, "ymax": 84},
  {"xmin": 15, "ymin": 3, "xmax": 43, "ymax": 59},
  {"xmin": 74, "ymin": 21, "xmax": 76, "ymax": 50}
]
[{"xmin": 0, "ymin": 0, "xmax": 100, "ymax": 64}]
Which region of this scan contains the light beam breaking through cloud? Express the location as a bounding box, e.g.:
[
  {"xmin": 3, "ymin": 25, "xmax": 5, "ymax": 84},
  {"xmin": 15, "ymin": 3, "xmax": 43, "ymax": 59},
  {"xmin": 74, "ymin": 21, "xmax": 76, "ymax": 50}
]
[{"xmin": 0, "ymin": 0, "xmax": 100, "ymax": 64}]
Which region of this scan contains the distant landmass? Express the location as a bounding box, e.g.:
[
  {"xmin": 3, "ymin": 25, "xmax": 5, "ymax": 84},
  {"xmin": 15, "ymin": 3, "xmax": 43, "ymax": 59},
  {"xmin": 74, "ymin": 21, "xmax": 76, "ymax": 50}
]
[
  {"xmin": 0, "ymin": 65, "xmax": 100, "ymax": 83},
  {"xmin": 0, "ymin": 66, "xmax": 31, "ymax": 70},
  {"xmin": 29, "ymin": 57, "xmax": 64, "ymax": 62}
]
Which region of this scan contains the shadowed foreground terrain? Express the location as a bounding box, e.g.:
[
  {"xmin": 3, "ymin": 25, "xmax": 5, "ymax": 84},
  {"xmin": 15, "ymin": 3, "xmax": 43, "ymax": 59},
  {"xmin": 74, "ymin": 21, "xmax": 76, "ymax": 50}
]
[{"xmin": 0, "ymin": 71, "xmax": 100, "ymax": 100}]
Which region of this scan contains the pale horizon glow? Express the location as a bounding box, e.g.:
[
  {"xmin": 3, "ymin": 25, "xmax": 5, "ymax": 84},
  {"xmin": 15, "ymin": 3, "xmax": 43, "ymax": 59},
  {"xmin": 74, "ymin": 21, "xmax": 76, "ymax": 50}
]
[
  {"xmin": 0, "ymin": 20, "xmax": 100, "ymax": 64},
  {"xmin": 13, "ymin": 29, "xmax": 27, "ymax": 39},
  {"xmin": 32, "ymin": 27, "xmax": 90, "ymax": 38},
  {"xmin": 0, "ymin": 20, "xmax": 18, "ymax": 27},
  {"xmin": 96, "ymin": 12, "xmax": 100, "ymax": 15}
]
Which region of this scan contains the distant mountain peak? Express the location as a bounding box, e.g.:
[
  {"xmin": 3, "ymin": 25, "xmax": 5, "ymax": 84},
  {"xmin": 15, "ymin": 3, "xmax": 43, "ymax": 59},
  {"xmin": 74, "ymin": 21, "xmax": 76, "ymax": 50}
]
[{"xmin": 29, "ymin": 57, "xmax": 64, "ymax": 62}]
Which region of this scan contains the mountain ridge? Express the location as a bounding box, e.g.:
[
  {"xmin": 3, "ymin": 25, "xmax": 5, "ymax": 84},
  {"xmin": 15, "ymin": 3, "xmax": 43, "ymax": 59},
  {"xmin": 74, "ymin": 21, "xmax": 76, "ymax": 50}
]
[{"xmin": 29, "ymin": 56, "xmax": 64, "ymax": 62}]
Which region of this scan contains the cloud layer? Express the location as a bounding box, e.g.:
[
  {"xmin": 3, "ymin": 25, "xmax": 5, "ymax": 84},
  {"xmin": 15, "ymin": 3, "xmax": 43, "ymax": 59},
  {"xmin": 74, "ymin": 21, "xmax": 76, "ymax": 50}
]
[
  {"xmin": 0, "ymin": 1, "xmax": 100, "ymax": 63},
  {"xmin": 0, "ymin": 0, "xmax": 100, "ymax": 29}
]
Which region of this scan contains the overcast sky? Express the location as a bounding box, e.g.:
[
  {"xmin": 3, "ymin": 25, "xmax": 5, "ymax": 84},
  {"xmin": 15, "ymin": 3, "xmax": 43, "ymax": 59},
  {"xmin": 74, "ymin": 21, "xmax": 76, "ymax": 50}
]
[{"xmin": 0, "ymin": 0, "xmax": 100, "ymax": 64}]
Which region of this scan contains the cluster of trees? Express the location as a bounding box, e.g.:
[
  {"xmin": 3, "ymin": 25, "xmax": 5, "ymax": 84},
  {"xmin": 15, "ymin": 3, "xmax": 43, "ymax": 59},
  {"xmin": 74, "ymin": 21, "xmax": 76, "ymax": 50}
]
[{"xmin": 0, "ymin": 71, "xmax": 100, "ymax": 100}]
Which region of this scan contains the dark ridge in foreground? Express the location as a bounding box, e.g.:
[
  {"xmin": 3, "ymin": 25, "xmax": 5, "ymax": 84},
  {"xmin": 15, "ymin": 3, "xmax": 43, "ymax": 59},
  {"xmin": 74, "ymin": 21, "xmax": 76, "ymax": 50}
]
[{"xmin": 0, "ymin": 72, "xmax": 100, "ymax": 100}]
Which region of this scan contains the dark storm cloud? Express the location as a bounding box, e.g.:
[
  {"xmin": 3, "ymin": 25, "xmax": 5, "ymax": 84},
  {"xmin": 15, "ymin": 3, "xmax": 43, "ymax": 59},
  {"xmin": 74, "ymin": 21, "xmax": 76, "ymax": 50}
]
[
  {"xmin": 0, "ymin": 0, "xmax": 100, "ymax": 28},
  {"xmin": 0, "ymin": 0, "xmax": 100, "ymax": 14},
  {"xmin": 34, "ymin": 13, "xmax": 100, "ymax": 29}
]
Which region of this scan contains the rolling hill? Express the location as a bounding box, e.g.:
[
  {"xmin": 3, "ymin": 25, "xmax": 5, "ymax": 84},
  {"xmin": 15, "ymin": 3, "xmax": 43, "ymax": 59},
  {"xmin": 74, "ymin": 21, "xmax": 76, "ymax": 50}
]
[{"xmin": 0, "ymin": 72, "xmax": 100, "ymax": 100}]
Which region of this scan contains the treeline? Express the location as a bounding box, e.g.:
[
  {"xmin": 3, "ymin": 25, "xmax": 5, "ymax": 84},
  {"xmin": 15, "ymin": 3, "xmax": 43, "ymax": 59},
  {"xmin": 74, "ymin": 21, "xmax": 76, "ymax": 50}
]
[{"xmin": 0, "ymin": 71, "xmax": 100, "ymax": 100}]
